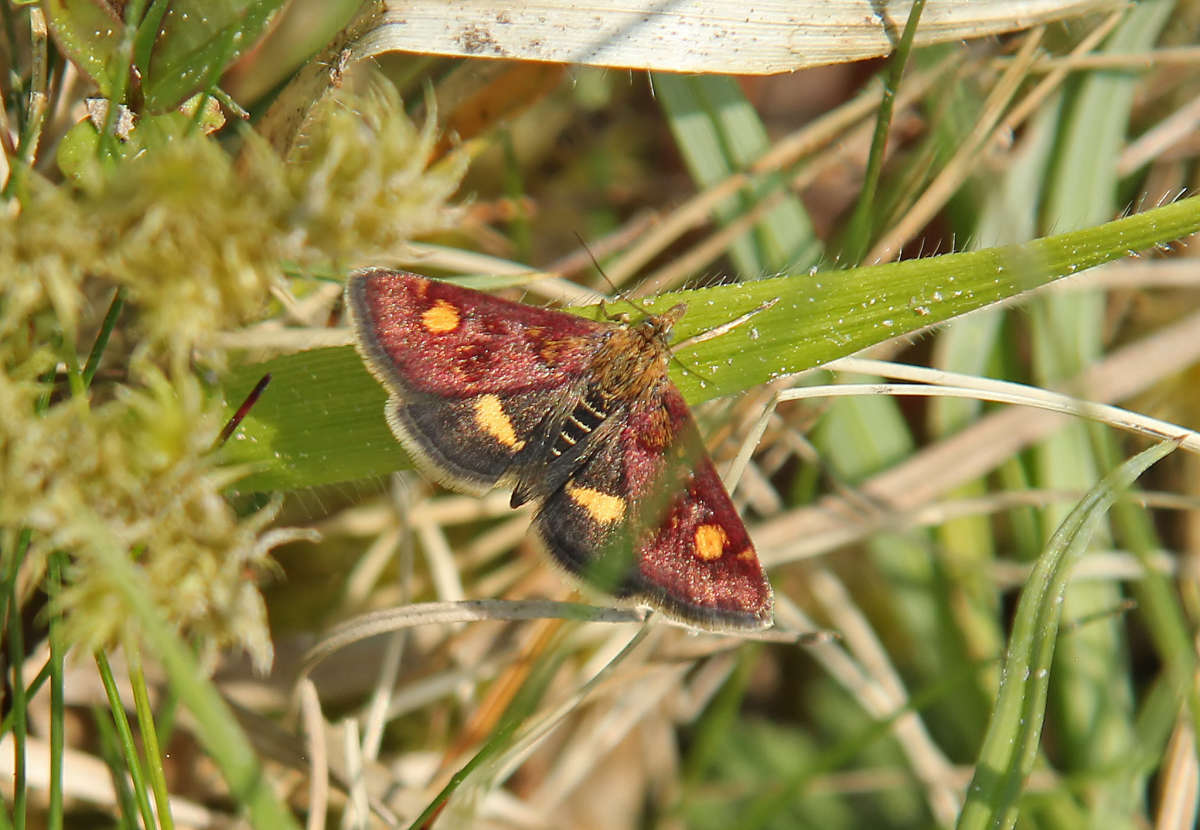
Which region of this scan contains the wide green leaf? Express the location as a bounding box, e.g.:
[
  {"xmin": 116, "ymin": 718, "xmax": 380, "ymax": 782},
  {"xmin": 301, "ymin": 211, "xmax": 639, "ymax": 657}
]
[{"xmin": 221, "ymin": 195, "xmax": 1200, "ymax": 491}]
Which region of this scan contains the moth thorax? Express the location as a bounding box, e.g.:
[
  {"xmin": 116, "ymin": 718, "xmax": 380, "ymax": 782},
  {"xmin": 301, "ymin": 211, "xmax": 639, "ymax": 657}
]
[{"xmin": 592, "ymin": 326, "xmax": 670, "ymax": 400}]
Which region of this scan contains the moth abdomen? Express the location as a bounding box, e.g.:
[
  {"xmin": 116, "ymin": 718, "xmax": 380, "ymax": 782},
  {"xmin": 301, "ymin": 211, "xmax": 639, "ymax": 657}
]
[{"xmin": 550, "ymin": 391, "xmax": 610, "ymax": 458}]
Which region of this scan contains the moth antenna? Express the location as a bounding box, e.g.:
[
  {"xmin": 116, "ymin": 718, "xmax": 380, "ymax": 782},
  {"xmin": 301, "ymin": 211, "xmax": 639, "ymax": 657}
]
[
  {"xmin": 574, "ymin": 230, "xmax": 618, "ymax": 294},
  {"xmin": 569, "ymin": 235, "xmax": 773, "ymax": 388},
  {"xmin": 573, "ymin": 230, "xmax": 655, "ymax": 321},
  {"xmin": 217, "ymin": 373, "xmax": 271, "ymax": 447}
]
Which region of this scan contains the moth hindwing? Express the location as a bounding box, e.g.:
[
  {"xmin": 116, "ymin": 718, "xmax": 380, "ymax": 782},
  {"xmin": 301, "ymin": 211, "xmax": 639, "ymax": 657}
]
[{"xmin": 346, "ymin": 268, "xmax": 773, "ymax": 630}]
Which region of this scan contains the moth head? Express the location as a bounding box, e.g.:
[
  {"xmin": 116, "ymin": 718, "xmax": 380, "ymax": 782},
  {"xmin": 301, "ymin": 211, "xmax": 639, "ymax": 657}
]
[{"xmin": 638, "ymin": 303, "xmax": 687, "ymax": 344}]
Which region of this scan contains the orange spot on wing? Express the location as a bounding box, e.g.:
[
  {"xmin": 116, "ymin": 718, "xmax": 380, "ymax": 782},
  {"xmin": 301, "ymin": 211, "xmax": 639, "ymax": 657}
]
[
  {"xmin": 694, "ymin": 524, "xmax": 729, "ymax": 561},
  {"xmin": 566, "ymin": 482, "xmax": 626, "ymax": 524},
  {"xmin": 422, "ymin": 300, "xmax": 460, "ymax": 333},
  {"xmin": 473, "ymin": 394, "xmax": 525, "ymax": 450}
]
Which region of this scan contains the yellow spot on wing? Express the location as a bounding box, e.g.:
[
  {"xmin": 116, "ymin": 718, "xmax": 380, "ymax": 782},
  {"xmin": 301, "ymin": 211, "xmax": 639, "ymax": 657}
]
[
  {"xmin": 566, "ymin": 482, "xmax": 626, "ymax": 524},
  {"xmin": 422, "ymin": 300, "xmax": 460, "ymax": 333},
  {"xmin": 473, "ymin": 394, "xmax": 525, "ymax": 450},
  {"xmin": 694, "ymin": 524, "xmax": 728, "ymax": 561}
]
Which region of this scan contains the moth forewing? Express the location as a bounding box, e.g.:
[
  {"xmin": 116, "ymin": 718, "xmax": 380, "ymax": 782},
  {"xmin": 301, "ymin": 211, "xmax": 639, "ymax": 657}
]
[{"xmin": 345, "ymin": 268, "xmax": 774, "ymax": 631}]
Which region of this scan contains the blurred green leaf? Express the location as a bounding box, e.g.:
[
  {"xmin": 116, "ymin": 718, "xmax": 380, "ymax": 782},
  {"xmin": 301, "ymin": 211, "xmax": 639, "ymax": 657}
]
[
  {"xmin": 141, "ymin": 0, "xmax": 283, "ymax": 112},
  {"xmin": 42, "ymin": 0, "xmax": 124, "ymax": 97},
  {"xmin": 654, "ymin": 73, "xmax": 821, "ymax": 279},
  {"xmin": 56, "ymin": 109, "xmax": 194, "ymax": 181},
  {"xmin": 56, "ymin": 119, "xmax": 106, "ymax": 178},
  {"xmin": 132, "ymin": 0, "xmax": 169, "ymax": 76}
]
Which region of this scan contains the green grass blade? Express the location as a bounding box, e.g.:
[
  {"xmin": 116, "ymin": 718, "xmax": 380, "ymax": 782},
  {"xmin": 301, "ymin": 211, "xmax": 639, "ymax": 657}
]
[
  {"xmin": 653, "ymin": 73, "xmax": 821, "ymax": 278},
  {"xmin": 95, "ymin": 651, "xmax": 157, "ymax": 830},
  {"xmin": 841, "ymin": 0, "xmax": 926, "ymax": 265},
  {"xmin": 88, "ymin": 525, "xmax": 301, "ymax": 830},
  {"xmin": 91, "ymin": 704, "xmax": 140, "ymax": 828},
  {"xmin": 1030, "ymin": 5, "xmax": 1175, "ymax": 823},
  {"xmin": 927, "ymin": 87, "xmax": 1065, "ymax": 750},
  {"xmin": 129, "ymin": 647, "xmax": 175, "ymax": 830},
  {"xmin": 46, "ymin": 554, "xmax": 66, "ymax": 830},
  {"xmin": 4, "ymin": 529, "xmax": 30, "ymax": 830},
  {"xmin": 222, "ymin": 195, "xmax": 1200, "ymax": 491},
  {"xmin": 956, "ymin": 440, "xmax": 1177, "ymax": 830},
  {"xmin": 81, "ymin": 287, "xmax": 125, "ymax": 390},
  {"xmin": 409, "ymin": 628, "xmax": 573, "ymax": 828}
]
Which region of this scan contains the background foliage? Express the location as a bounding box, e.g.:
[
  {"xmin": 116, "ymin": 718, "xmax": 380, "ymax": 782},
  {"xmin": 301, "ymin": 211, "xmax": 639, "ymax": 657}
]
[{"xmin": 4, "ymin": 1, "xmax": 1200, "ymax": 828}]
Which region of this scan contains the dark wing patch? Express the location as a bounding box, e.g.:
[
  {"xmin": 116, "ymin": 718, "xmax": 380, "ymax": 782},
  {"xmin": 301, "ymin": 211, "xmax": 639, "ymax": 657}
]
[
  {"xmin": 389, "ymin": 389, "xmax": 553, "ymax": 494},
  {"xmin": 534, "ymin": 387, "xmax": 772, "ymax": 630},
  {"xmin": 533, "ymin": 432, "xmax": 641, "ymax": 595},
  {"xmin": 347, "ymin": 269, "xmax": 610, "ymax": 491}
]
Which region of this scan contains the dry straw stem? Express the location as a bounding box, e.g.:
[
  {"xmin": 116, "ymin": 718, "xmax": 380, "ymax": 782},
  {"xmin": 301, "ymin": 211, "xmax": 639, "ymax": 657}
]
[
  {"xmin": 767, "ymin": 587, "xmax": 964, "ymax": 823},
  {"xmin": 808, "ymin": 568, "xmax": 962, "ymax": 824},
  {"xmin": 299, "ymin": 600, "xmax": 647, "ymax": 677},
  {"xmin": 297, "ymin": 678, "xmax": 331, "ymax": 830},
  {"xmin": 597, "ymin": 7, "xmax": 1159, "ymax": 288},
  {"xmin": 866, "ymin": 11, "xmax": 1124, "ymax": 263},
  {"xmin": 1047, "ymin": 259, "xmax": 1200, "ymax": 291},
  {"xmin": 781, "ymin": 371, "xmax": 1200, "ymax": 454},
  {"xmin": 998, "ymin": 44, "xmax": 1200, "ymax": 71},
  {"xmin": 607, "ymin": 56, "xmax": 952, "ymax": 291},
  {"xmin": 0, "ymin": 733, "xmax": 220, "ymax": 828},
  {"xmin": 755, "ymin": 304, "xmax": 1200, "ymax": 564},
  {"xmin": 770, "ymin": 491, "xmax": 1198, "ymax": 576},
  {"xmin": 1156, "ymin": 719, "xmax": 1200, "ymax": 830},
  {"xmin": 1118, "ymin": 91, "xmax": 1200, "ymax": 175},
  {"xmin": 357, "ymin": 0, "xmax": 1120, "ymax": 73},
  {"xmin": 439, "ymin": 625, "xmax": 660, "ymax": 822},
  {"xmin": 297, "ymin": 4, "xmax": 1131, "ymax": 302},
  {"xmin": 992, "ymin": 548, "xmax": 1181, "ymax": 587},
  {"xmin": 616, "ymin": 14, "xmax": 1125, "ymax": 294},
  {"xmin": 299, "ymin": 620, "xmax": 678, "ymax": 824}
]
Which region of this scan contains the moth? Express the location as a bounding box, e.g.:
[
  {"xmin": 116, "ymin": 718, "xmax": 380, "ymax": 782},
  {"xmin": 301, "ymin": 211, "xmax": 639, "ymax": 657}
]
[{"xmin": 346, "ymin": 268, "xmax": 773, "ymax": 630}]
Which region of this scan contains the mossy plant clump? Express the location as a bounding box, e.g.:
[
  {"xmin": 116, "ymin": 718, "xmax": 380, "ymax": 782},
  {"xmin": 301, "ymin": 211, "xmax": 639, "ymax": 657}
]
[{"xmin": 2, "ymin": 76, "xmax": 467, "ymax": 669}]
